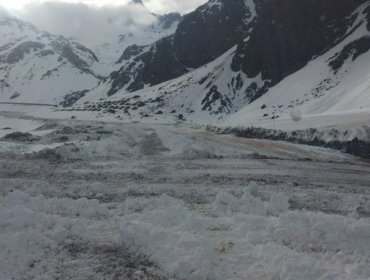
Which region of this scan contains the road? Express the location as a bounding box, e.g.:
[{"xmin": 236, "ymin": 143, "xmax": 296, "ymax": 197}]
[{"xmin": 0, "ymin": 101, "xmax": 57, "ymax": 107}]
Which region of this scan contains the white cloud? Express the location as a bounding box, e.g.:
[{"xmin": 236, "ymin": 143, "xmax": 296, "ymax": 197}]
[
  {"xmin": 143, "ymin": 0, "xmax": 207, "ymax": 14},
  {"xmin": 0, "ymin": 5, "xmax": 10, "ymax": 16},
  {"xmin": 12, "ymin": 1, "xmax": 157, "ymax": 45},
  {"xmin": 0, "ymin": 0, "xmax": 207, "ymax": 48},
  {"xmin": 0, "ymin": 0, "xmax": 207, "ymax": 14}
]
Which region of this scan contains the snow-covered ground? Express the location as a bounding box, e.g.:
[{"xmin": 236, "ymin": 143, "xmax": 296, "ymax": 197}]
[
  {"xmin": 0, "ymin": 115, "xmax": 43, "ymax": 138},
  {"xmin": 1, "ymin": 110, "xmax": 370, "ymax": 279}
]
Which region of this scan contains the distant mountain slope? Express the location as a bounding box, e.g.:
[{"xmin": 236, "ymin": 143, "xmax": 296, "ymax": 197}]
[
  {"xmin": 3, "ymin": 0, "xmax": 370, "ymax": 131},
  {"xmin": 91, "ymin": 11, "xmax": 181, "ymax": 71},
  {"xmin": 90, "ymin": 0, "xmax": 256, "ymax": 97},
  {"xmin": 72, "ymin": 0, "xmax": 370, "ymax": 128},
  {"xmin": 225, "ymin": 3, "xmax": 370, "ymax": 127},
  {"xmin": 88, "ymin": 0, "xmax": 182, "ymax": 70},
  {"xmin": 230, "ymin": 0, "xmax": 368, "ymax": 102},
  {"xmin": 0, "ymin": 16, "xmax": 101, "ymax": 104},
  {"xmin": 0, "ymin": 0, "xmax": 182, "ymax": 105}
]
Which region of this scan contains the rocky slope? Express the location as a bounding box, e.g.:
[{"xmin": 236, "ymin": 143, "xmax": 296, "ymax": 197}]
[
  {"xmin": 0, "ymin": 16, "xmax": 101, "ymax": 104},
  {"xmin": 90, "ymin": 0, "xmax": 256, "ymax": 97},
  {"xmin": 0, "ymin": 0, "xmax": 182, "ymax": 105},
  {"xmin": 72, "ymin": 0, "xmax": 370, "ymax": 129},
  {"xmin": 225, "ymin": 1, "xmax": 370, "ymax": 128},
  {"xmin": 90, "ymin": 0, "xmax": 181, "ymax": 70},
  {"xmin": 3, "ymin": 0, "xmax": 370, "ymax": 131},
  {"xmin": 231, "ymin": 0, "xmax": 369, "ymax": 102}
]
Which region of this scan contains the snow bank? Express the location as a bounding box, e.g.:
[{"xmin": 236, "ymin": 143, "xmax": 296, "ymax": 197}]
[
  {"xmin": 119, "ymin": 184, "xmax": 370, "ymax": 280},
  {"xmin": 0, "ymin": 189, "xmax": 110, "ymax": 280},
  {"xmin": 181, "ymin": 144, "xmax": 219, "ymax": 159}
]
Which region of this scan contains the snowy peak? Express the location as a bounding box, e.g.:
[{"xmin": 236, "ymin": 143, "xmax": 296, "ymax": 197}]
[
  {"xmin": 0, "ymin": 16, "xmax": 99, "ymax": 67},
  {"xmin": 91, "ymin": 4, "xmax": 181, "ymax": 68},
  {"xmin": 0, "ymin": 4, "xmax": 182, "ymax": 105},
  {"xmin": 93, "ymin": 0, "xmax": 257, "ymax": 97},
  {"xmin": 0, "ymin": 16, "xmax": 39, "ymax": 33},
  {"xmin": 0, "ymin": 16, "xmax": 101, "ymax": 104}
]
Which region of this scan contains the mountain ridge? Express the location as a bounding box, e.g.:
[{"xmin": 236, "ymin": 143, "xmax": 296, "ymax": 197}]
[
  {"xmin": 2, "ymin": 0, "xmax": 370, "ymax": 132},
  {"xmin": 68, "ymin": 0, "xmax": 370, "ymax": 129},
  {"xmin": 0, "ymin": 16, "xmax": 102, "ymax": 104}
]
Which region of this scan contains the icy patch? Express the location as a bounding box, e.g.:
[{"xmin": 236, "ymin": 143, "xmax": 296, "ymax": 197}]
[{"xmin": 119, "ymin": 186, "xmax": 370, "ymax": 280}]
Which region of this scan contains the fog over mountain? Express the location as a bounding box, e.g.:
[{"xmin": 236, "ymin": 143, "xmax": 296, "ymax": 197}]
[
  {"xmin": 0, "ymin": 0, "xmax": 207, "ymax": 14},
  {"xmin": 13, "ymin": 2, "xmax": 159, "ymax": 46},
  {"xmin": 0, "ymin": 0, "xmax": 205, "ymax": 62}
]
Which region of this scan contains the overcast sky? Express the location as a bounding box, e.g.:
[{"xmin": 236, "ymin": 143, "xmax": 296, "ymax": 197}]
[
  {"xmin": 0, "ymin": 0, "xmax": 207, "ymax": 14},
  {"xmin": 0, "ymin": 0, "xmax": 207, "ymax": 47}
]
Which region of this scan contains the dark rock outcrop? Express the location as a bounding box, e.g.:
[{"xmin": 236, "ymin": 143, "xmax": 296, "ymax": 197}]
[
  {"xmin": 105, "ymin": 0, "xmax": 255, "ymax": 96},
  {"xmin": 157, "ymin": 13, "xmax": 182, "ymax": 29},
  {"xmin": 1, "ymin": 132, "xmax": 41, "ymax": 143},
  {"xmin": 6, "ymin": 41, "xmax": 44, "ymax": 64},
  {"xmin": 231, "ymin": 0, "xmax": 367, "ymax": 94},
  {"xmin": 202, "ymin": 86, "xmax": 232, "ymax": 114},
  {"xmin": 116, "ymin": 44, "xmax": 146, "ymax": 64},
  {"xmin": 328, "ymin": 36, "xmax": 370, "ymax": 73},
  {"xmin": 105, "ymin": 0, "xmax": 368, "ymax": 100},
  {"xmin": 108, "ymin": 37, "xmax": 187, "ymax": 96},
  {"xmin": 61, "ymin": 90, "xmax": 90, "ymax": 107},
  {"xmin": 173, "ymin": 0, "xmax": 254, "ymax": 68}
]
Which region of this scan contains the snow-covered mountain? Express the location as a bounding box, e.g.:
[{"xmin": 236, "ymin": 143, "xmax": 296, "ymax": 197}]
[
  {"xmin": 0, "ymin": 0, "xmax": 181, "ymax": 105},
  {"xmin": 2, "ymin": 0, "xmax": 370, "ymax": 131},
  {"xmin": 0, "ymin": 16, "xmax": 101, "ymax": 104},
  {"xmin": 225, "ymin": 2, "xmax": 370, "ymax": 128},
  {"xmin": 92, "ymin": 11, "xmax": 181, "ymax": 71},
  {"xmin": 70, "ymin": 0, "xmax": 370, "ymax": 129},
  {"xmin": 88, "ymin": 0, "xmax": 181, "ymax": 71},
  {"xmin": 85, "ymin": 0, "xmax": 255, "ymax": 97}
]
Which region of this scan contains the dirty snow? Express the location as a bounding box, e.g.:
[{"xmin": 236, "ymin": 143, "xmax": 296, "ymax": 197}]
[{"xmin": 0, "ymin": 113, "xmax": 370, "ymax": 280}]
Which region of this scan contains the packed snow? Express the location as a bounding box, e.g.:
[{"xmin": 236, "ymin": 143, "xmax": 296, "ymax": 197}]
[{"xmin": 1, "ymin": 112, "xmax": 370, "ymax": 279}]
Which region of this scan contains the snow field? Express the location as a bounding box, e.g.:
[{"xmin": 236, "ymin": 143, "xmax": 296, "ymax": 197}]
[
  {"xmin": 3, "ymin": 179, "xmax": 370, "ymax": 280},
  {"xmin": 119, "ymin": 184, "xmax": 370, "ymax": 280},
  {"xmin": 1, "ymin": 119, "xmax": 370, "ymax": 279},
  {"xmin": 0, "ymin": 181, "xmax": 112, "ymax": 280}
]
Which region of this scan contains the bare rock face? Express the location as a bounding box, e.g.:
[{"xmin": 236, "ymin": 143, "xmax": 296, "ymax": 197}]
[
  {"xmin": 328, "ymin": 37, "xmax": 370, "ymax": 74},
  {"xmin": 0, "ymin": 16, "xmax": 102, "ymax": 103},
  {"xmin": 105, "ymin": 0, "xmax": 255, "ymax": 96},
  {"xmin": 105, "ymin": 0, "xmax": 368, "ymax": 103},
  {"xmin": 173, "ymin": 0, "xmax": 254, "ymax": 68},
  {"xmin": 231, "ymin": 0, "xmax": 367, "ymax": 100},
  {"xmin": 5, "ymin": 41, "xmax": 45, "ymax": 64}
]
